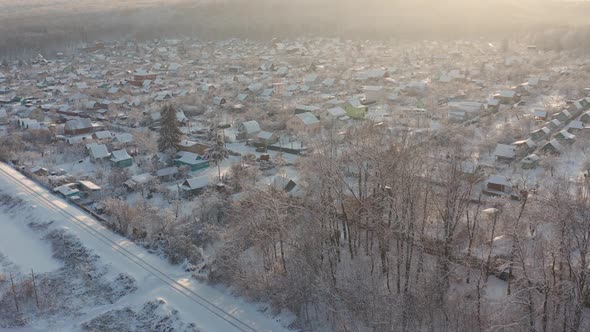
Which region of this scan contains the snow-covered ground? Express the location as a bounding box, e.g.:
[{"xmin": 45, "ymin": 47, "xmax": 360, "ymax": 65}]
[{"xmin": 0, "ymin": 162, "xmax": 295, "ymax": 331}]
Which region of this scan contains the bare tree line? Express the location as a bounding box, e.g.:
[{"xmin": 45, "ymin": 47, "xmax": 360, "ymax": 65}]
[{"xmin": 212, "ymin": 124, "xmax": 590, "ymax": 331}]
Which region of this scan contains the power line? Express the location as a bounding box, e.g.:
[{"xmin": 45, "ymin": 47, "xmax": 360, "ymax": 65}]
[{"xmin": 0, "ymin": 166, "xmax": 259, "ymax": 332}]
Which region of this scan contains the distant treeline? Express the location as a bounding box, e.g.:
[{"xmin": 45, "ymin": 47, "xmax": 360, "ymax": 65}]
[{"xmin": 1, "ymin": 0, "xmax": 590, "ymax": 59}]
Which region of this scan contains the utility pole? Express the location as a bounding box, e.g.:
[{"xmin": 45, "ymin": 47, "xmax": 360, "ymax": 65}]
[
  {"xmin": 31, "ymin": 269, "xmax": 39, "ymax": 309},
  {"xmin": 9, "ymin": 272, "xmax": 19, "ymax": 313}
]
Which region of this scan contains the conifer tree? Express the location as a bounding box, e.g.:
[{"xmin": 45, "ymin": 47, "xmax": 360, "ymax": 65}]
[{"xmin": 158, "ymin": 104, "xmax": 182, "ymax": 155}]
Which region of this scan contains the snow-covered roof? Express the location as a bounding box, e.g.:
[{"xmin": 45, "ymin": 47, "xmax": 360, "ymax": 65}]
[
  {"xmin": 534, "ymin": 109, "xmax": 547, "ymax": 117},
  {"xmin": 240, "ymin": 120, "xmax": 261, "ymax": 134},
  {"xmin": 65, "ymin": 118, "xmax": 92, "ymax": 131},
  {"xmin": 93, "ymin": 130, "xmax": 112, "ymax": 140},
  {"xmin": 257, "ymin": 131, "xmax": 274, "ymax": 140},
  {"xmin": 494, "ymin": 144, "xmax": 515, "ymax": 159},
  {"xmin": 523, "ymin": 154, "xmax": 541, "ymax": 163},
  {"xmin": 498, "ymin": 90, "xmax": 516, "ymax": 98},
  {"xmin": 87, "ymin": 143, "xmax": 110, "ymax": 159},
  {"xmin": 327, "ymin": 106, "xmax": 347, "ymax": 117},
  {"xmin": 176, "ymin": 152, "xmax": 201, "ymax": 164},
  {"xmin": 111, "ymin": 149, "xmax": 132, "ymax": 162},
  {"xmin": 182, "ymin": 176, "xmax": 209, "ymax": 190},
  {"xmin": 115, "ymin": 133, "xmax": 133, "ymax": 143},
  {"xmin": 79, "ymin": 180, "xmax": 101, "ymax": 191},
  {"xmin": 131, "ymin": 173, "xmax": 155, "ymax": 185},
  {"xmin": 54, "ymin": 184, "xmax": 79, "ymax": 197},
  {"xmin": 295, "ymin": 112, "xmax": 319, "ymax": 125},
  {"xmin": 544, "ymin": 139, "xmax": 564, "ymax": 152},
  {"xmin": 557, "ymin": 130, "xmax": 575, "ymax": 140},
  {"xmin": 512, "ymin": 138, "xmax": 535, "ymax": 148},
  {"xmin": 156, "ymin": 166, "xmax": 178, "ymax": 177},
  {"xmin": 569, "ymin": 121, "xmax": 584, "ymax": 130},
  {"xmin": 487, "ymin": 175, "xmax": 511, "ymax": 187}
]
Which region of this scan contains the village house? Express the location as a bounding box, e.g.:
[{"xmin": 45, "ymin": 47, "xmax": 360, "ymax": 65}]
[
  {"xmin": 78, "ymin": 180, "xmax": 101, "ymax": 200},
  {"xmin": 547, "ymin": 119, "xmax": 562, "ymax": 131},
  {"xmin": 256, "ymin": 131, "xmax": 278, "ymax": 146},
  {"xmin": 181, "ymin": 176, "xmax": 209, "ymax": 196},
  {"xmin": 493, "ymin": 90, "xmax": 519, "ymax": 105},
  {"xmin": 512, "ymin": 138, "xmax": 536, "ymax": 157},
  {"xmin": 111, "ymin": 149, "xmax": 133, "ymax": 168},
  {"xmin": 92, "ymin": 130, "xmax": 113, "ymax": 141},
  {"xmin": 540, "ymin": 139, "xmax": 564, "ymax": 155},
  {"xmin": 53, "ymin": 183, "xmax": 80, "ymax": 199},
  {"xmin": 286, "ymin": 112, "xmax": 320, "ymax": 135},
  {"xmin": 447, "ymin": 100, "xmax": 484, "ymax": 122},
  {"xmin": 87, "ymin": 143, "xmax": 111, "ymax": 162},
  {"xmin": 178, "ymin": 140, "xmax": 209, "ymax": 155},
  {"xmin": 494, "ymin": 144, "xmax": 516, "ymax": 162},
  {"xmin": 533, "ymin": 109, "xmax": 548, "ymax": 121},
  {"xmin": 554, "ymin": 130, "xmax": 576, "ymax": 144},
  {"xmin": 521, "ymin": 154, "xmax": 541, "ymax": 170},
  {"xmin": 531, "ymin": 127, "xmax": 551, "ymax": 141},
  {"xmin": 156, "ymin": 166, "xmax": 179, "ymax": 182},
  {"xmin": 568, "ymin": 121, "xmax": 584, "ymax": 132},
  {"xmin": 131, "ymin": 69, "xmax": 157, "ymax": 86},
  {"xmin": 124, "ymin": 173, "xmax": 156, "ymax": 192},
  {"xmin": 64, "ymin": 118, "xmax": 93, "ymax": 136},
  {"xmin": 30, "ymin": 166, "xmax": 49, "ymax": 176},
  {"xmin": 325, "ymin": 106, "xmax": 348, "ymax": 122},
  {"xmin": 580, "ymin": 111, "xmax": 590, "ymax": 123},
  {"xmin": 484, "ymin": 175, "xmax": 513, "ymax": 196},
  {"xmin": 114, "ymin": 133, "xmax": 134, "ymax": 145},
  {"xmin": 175, "ymin": 152, "xmax": 210, "ymax": 171},
  {"xmin": 237, "ymin": 120, "xmax": 261, "ymax": 140},
  {"xmin": 556, "ymin": 110, "xmax": 573, "ymax": 122}
]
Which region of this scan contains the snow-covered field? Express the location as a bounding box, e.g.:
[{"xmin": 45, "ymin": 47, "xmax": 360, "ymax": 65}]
[{"xmin": 0, "ymin": 162, "xmax": 295, "ymax": 331}]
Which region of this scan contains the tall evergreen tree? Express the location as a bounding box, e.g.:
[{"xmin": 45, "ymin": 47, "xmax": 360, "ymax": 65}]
[
  {"xmin": 205, "ymin": 140, "xmax": 229, "ymax": 181},
  {"xmin": 158, "ymin": 104, "xmax": 182, "ymax": 155}
]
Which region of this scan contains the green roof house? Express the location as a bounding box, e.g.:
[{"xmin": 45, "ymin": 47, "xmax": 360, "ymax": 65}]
[
  {"xmin": 175, "ymin": 152, "xmax": 210, "ymax": 171},
  {"xmin": 111, "ymin": 149, "xmax": 133, "ymax": 168}
]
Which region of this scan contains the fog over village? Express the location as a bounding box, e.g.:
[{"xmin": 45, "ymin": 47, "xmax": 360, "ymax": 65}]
[{"xmin": 1, "ymin": 1, "xmax": 590, "ymax": 331}]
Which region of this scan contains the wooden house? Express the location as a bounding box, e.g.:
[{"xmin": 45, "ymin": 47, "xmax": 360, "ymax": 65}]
[
  {"xmin": 87, "ymin": 143, "xmax": 110, "ymax": 162},
  {"xmin": 64, "ymin": 118, "xmax": 93, "ymax": 135},
  {"xmin": 540, "ymin": 139, "xmax": 564, "ymax": 155},
  {"xmin": 181, "ymin": 176, "xmax": 209, "ymax": 195},
  {"xmin": 531, "ymin": 127, "xmax": 551, "ymax": 141},
  {"xmin": 178, "ymin": 140, "xmax": 209, "ymax": 155},
  {"xmin": 484, "ymin": 175, "xmax": 513, "ymax": 196},
  {"xmin": 286, "ymin": 112, "xmax": 320, "ymax": 135},
  {"xmin": 494, "ymin": 144, "xmax": 516, "ymax": 162},
  {"xmin": 237, "ymin": 120, "xmax": 261, "ymax": 140},
  {"xmin": 175, "ymin": 152, "xmax": 209, "ymax": 171},
  {"xmin": 521, "ymin": 154, "xmax": 541, "ymax": 169},
  {"xmin": 111, "ymin": 149, "xmax": 133, "ymax": 168}
]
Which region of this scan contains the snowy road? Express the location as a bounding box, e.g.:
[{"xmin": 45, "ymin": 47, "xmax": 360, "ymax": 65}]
[{"xmin": 0, "ymin": 163, "xmax": 292, "ymax": 332}]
